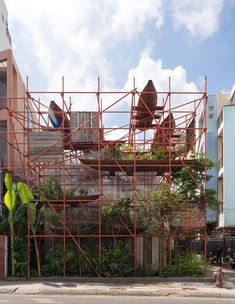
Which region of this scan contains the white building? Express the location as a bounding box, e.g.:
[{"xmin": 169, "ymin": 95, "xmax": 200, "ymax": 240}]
[{"xmin": 0, "ymin": 0, "xmax": 11, "ymax": 51}]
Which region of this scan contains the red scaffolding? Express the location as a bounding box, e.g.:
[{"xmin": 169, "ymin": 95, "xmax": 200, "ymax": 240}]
[{"xmin": 3, "ymin": 76, "xmax": 208, "ymax": 277}]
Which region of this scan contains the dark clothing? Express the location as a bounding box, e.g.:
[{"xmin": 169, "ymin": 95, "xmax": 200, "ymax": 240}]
[
  {"xmin": 216, "ymin": 256, "xmax": 222, "ymax": 267},
  {"xmin": 216, "ymin": 247, "xmax": 223, "ymax": 267}
]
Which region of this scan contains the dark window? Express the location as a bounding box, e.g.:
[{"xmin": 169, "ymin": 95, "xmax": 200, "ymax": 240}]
[
  {"xmin": 209, "ymin": 106, "xmax": 214, "ymax": 111},
  {"xmin": 209, "ymin": 114, "xmax": 214, "ymax": 119},
  {"xmin": 0, "ymin": 72, "xmax": 7, "ymax": 110}
]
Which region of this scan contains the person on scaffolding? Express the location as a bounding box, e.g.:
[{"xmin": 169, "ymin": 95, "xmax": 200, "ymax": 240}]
[{"xmin": 216, "ymin": 245, "xmax": 223, "ymax": 267}]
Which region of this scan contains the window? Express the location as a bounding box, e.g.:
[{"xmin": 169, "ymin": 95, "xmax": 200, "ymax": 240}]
[
  {"xmin": 1, "ymin": 14, "xmax": 4, "ymax": 24},
  {"xmin": 209, "ymin": 114, "xmax": 214, "ymax": 119},
  {"xmin": 209, "ymin": 106, "xmax": 214, "ymax": 111}
]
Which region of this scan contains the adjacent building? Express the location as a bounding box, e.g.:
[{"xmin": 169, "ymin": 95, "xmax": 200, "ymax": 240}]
[
  {"xmin": 199, "ymin": 85, "xmax": 235, "ymax": 239},
  {"xmin": 217, "ymin": 87, "xmax": 235, "ymax": 235},
  {"xmin": 0, "ymin": 1, "xmax": 33, "ymax": 218},
  {"xmin": 0, "ymin": 0, "xmax": 11, "ymax": 51}
]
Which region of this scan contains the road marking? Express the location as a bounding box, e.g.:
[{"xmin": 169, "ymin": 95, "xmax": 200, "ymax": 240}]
[{"xmin": 33, "ymin": 299, "xmax": 62, "ymax": 304}]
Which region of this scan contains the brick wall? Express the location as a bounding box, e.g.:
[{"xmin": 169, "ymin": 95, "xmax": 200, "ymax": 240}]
[{"xmin": 0, "ymin": 235, "xmax": 7, "ymax": 279}]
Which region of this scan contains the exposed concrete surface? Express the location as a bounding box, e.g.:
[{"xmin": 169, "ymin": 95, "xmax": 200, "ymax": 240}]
[{"xmin": 0, "ymin": 266, "xmax": 234, "ymax": 299}]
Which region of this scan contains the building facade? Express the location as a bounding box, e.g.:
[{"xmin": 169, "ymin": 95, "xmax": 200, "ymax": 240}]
[
  {"xmin": 0, "ymin": 0, "xmax": 11, "ymax": 51},
  {"xmin": 217, "ymin": 87, "xmax": 235, "ymax": 232},
  {"xmin": 198, "ymin": 86, "xmax": 235, "ymax": 238}
]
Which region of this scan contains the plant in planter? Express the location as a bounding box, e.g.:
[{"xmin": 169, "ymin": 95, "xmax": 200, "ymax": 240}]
[
  {"xmin": 101, "ymin": 143, "xmax": 123, "ymax": 160},
  {"xmin": 78, "ymin": 188, "xmax": 88, "ymax": 196}
]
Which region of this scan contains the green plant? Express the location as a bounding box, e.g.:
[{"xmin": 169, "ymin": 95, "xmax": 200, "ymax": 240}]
[
  {"xmin": 4, "ymin": 173, "xmax": 17, "ymax": 276},
  {"xmin": 102, "ymin": 198, "xmax": 132, "ymax": 235},
  {"xmin": 17, "ymin": 181, "xmax": 45, "ymax": 276},
  {"xmin": 161, "ymin": 253, "xmax": 207, "ymax": 277},
  {"xmin": 101, "ymin": 144, "xmax": 123, "ymax": 160},
  {"xmin": 33, "ymin": 177, "xmax": 64, "ymax": 201},
  {"xmin": 14, "ymin": 235, "xmax": 27, "ymax": 277},
  {"xmin": 80, "ymin": 240, "xmax": 133, "ymax": 277},
  {"xmin": 173, "ymin": 154, "xmax": 219, "ymax": 208},
  {"xmin": 42, "ymin": 242, "xmax": 79, "ymax": 276},
  {"xmin": 78, "ymin": 188, "xmax": 88, "ymax": 196},
  {"xmin": 151, "ymin": 147, "xmax": 167, "ymax": 160},
  {"xmin": 135, "ymin": 183, "xmax": 184, "ymax": 235}
]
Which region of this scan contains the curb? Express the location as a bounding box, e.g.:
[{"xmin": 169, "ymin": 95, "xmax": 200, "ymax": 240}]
[
  {"xmin": 11, "ymin": 288, "xmax": 235, "ymax": 299},
  {"xmin": 5, "ymin": 276, "xmax": 213, "ymax": 284}
]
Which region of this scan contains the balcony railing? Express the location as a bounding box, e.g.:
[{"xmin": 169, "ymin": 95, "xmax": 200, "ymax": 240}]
[
  {"xmin": 218, "ymin": 156, "xmax": 223, "ymax": 169},
  {"xmin": 217, "ymin": 111, "xmax": 223, "ymax": 128}
]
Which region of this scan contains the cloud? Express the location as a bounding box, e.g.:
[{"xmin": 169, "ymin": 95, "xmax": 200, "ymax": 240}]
[
  {"xmin": 170, "ymin": 0, "xmax": 224, "ymax": 40},
  {"xmin": 123, "ymin": 51, "xmax": 198, "ymax": 105},
  {"xmin": 5, "ymin": 0, "xmax": 200, "ymax": 134},
  {"xmin": 6, "ymin": 0, "xmax": 164, "ymax": 93},
  {"xmin": 101, "ymin": 51, "xmax": 199, "ymax": 143}
]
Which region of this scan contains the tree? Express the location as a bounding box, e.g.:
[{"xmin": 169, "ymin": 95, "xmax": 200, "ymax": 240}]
[
  {"xmin": 135, "ymin": 183, "xmax": 185, "ymax": 271},
  {"xmin": 136, "ymin": 183, "xmax": 185, "ymax": 235},
  {"xmin": 173, "ymin": 154, "xmax": 219, "ymax": 209}
]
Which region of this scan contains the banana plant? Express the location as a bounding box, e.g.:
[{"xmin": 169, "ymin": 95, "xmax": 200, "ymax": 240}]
[
  {"xmin": 4, "ymin": 173, "xmax": 16, "ymax": 276},
  {"xmin": 17, "ymin": 181, "xmax": 43, "ymax": 276}
]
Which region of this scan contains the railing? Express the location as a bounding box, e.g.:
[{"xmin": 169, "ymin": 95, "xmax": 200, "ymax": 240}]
[
  {"xmin": 217, "ymin": 111, "xmax": 223, "ymax": 128},
  {"xmin": 218, "ymin": 156, "xmax": 223, "ymax": 169}
]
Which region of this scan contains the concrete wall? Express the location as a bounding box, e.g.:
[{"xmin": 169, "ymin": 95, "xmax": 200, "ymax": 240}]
[
  {"xmin": 0, "ymin": 49, "xmax": 28, "ymax": 177},
  {"xmin": 197, "ymin": 95, "xmax": 218, "ymax": 223},
  {"xmin": 136, "ymin": 236, "xmax": 165, "ymax": 271},
  {"xmin": 0, "ymin": 0, "xmax": 11, "ymax": 51},
  {"xmin": 223, "ymin": 105, "xmax": 235, "ymax": 226},
  {"xmin": 206, "ymin": 95, "xmax": 218, "ymax": 222},
  {"xmin": 217, "ymin": 93, "xmax": 230, "ymax": 118}
]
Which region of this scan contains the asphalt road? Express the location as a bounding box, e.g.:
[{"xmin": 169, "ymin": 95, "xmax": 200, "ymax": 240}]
[{"xmin": 0, "ymin": 295, "xmax": 234, "ymax": 304}]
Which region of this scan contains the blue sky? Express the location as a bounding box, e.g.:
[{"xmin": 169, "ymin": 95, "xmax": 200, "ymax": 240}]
[{"xmin": 5, "ymin": 0, "xmax": 235, "ymax": 97}]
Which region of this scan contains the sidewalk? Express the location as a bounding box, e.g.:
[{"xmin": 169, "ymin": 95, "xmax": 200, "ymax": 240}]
[{"xmin": 0, "ymin": 266, "xmax": 234, "ymax": 298}]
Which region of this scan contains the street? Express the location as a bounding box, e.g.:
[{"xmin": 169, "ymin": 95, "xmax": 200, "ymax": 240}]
[{"xmin": 0, "ymin": 295, "xmax": 234, "ymax": 304}]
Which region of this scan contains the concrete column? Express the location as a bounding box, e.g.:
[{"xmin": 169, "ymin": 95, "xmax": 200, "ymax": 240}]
[
  {"xmin": 152, "ymin": 236, "xmax": 159, "ymax": 269},
  {"xmin": 136, "ymin": 236, "xmax": 143, "ymax": 266}
]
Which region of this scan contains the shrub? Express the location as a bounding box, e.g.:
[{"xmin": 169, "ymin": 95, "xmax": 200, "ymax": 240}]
[{"xmin": 162, "ymin": 253, "xmax": 207, "ymax": 277}]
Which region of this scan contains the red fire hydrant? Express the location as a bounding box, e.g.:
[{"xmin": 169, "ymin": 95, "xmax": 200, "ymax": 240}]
[{"xmin": 214, "ymin": 267, "xmax": 224, "ymax": 287}]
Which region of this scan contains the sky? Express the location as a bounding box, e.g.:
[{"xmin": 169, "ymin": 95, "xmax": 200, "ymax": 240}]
[{"xmin": 4, "ymin": 0, "xmax": 235, "ymax": 131}]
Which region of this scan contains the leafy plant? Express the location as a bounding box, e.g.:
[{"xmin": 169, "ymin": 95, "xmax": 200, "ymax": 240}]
[
  {"xmin": 173, "ymin": 154, "xmax": 219, "ymax": 208},
  {"xmin": 4, "ymin": 173, "xmax": 17, "ymax": 276},
  {"xmin": 80, "ymin": 239, "xmax": 133, "ymax": 277},
  {"xmin": 42, "ymin": 242, "xmax": 79, "ymax": 276},
  {"xmin": 135, "ymin": 183, "xmax": 184, "ymax": 235},
  {"xmin": 101, "ymin": 144, "xmax": 123, "ymax": 160},
  {"xmin": 78, "ymin": 188, "xmax": 88, "ymax": 196},
  {"xmin": 33, "ymin": 177, "xmax": 64, "ymax": 201},
  {"xmin": 161, "ymin": 253, "xmax": 207, "ymax": 277},
  {"xmin": 102, "ymin": 197, "xmax": 132, "ymax": 235},
  {"xmin": 14, "ymin": 235, "xmax": 28, "ymax": 277},
  {"xmin": 17, "ymin": 181, "xmax": 45, "ymax": 276}
]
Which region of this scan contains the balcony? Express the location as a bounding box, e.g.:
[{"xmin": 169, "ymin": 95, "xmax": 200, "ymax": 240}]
[
  {"xmin": 217, "ymin": 111, "xmax": 223, "ymax": 136},
  {"xmin": 218, "ymin": 156, "xmax": 223, "ymax": 178}
]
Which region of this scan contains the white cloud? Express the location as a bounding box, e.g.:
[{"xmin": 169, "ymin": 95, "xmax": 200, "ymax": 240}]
[
  {"xmin": 171, "ymin": 0, "xmax": 224, "ymax": 40},
  {"xmin": 5, "ymin": 0, "xmax": 201, "ymax": 134},
  {"xmin": 5, "ymin": 0, "xmax": 164, "ymax": 94},
  {"xmin": 123, "ymin": 52, "xmax": 198, "ymax": 103},
  {"xmin": 111, "ymin": 0, "xmax": 164, "ymax": 37}
]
